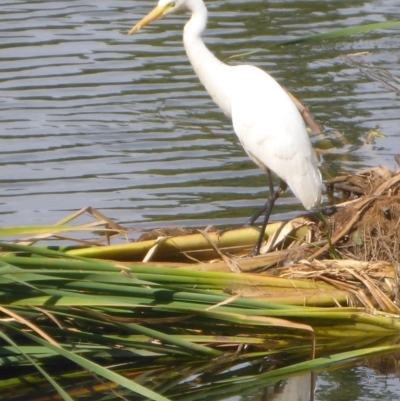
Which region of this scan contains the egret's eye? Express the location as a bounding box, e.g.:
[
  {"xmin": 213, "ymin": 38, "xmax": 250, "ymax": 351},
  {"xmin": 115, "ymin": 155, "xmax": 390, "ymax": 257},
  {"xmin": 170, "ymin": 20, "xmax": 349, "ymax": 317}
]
[{"xmin": 168, "ymin": 1, "xmax": 175, "ymax": 7}]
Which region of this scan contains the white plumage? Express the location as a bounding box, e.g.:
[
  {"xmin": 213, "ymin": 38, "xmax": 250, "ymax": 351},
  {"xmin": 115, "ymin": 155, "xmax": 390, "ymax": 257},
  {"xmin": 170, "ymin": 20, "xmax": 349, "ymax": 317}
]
[{"xmin": 129, "ymin": 0, "xmax": 322, "ymax": 255}]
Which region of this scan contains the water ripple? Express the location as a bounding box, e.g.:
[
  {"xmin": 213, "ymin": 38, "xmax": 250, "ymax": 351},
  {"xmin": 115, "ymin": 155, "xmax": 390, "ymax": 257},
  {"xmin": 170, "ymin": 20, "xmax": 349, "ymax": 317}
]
[{"xmin": 1, "ymin": 0, "xmax": 399, "ymax": 229}]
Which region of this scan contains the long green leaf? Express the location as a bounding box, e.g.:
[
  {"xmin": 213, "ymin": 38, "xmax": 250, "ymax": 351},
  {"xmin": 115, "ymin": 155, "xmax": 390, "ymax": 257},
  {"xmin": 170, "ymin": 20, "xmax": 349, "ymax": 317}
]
[
  {"xmin": 277, "ymin": 20, "xmax": 400, "ymax": 46},
  {"xmin": 21, "ymin": 330, "xmax": 172, "ymax": 401},
  {"xmin": 0, "ymin": 330, "xmax": 74, "ymax": 401},
  {"xmin": 0, "ymin": 225, "xmax": 117, "ymax": 237}
]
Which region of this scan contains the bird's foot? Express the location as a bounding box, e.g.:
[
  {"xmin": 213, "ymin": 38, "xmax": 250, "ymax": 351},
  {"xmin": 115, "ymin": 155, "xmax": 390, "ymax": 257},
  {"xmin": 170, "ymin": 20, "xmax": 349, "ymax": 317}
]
[{"xmin": 247, "ymin": 245, "xmax": 261, "ymax": 258}]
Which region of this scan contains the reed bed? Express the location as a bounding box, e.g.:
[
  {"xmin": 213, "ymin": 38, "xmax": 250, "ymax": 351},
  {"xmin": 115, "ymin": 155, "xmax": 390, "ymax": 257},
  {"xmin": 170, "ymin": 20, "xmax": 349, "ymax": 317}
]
[{"xmin": 1, "ymin": 167, "xmax": 400, "ymax": 400}]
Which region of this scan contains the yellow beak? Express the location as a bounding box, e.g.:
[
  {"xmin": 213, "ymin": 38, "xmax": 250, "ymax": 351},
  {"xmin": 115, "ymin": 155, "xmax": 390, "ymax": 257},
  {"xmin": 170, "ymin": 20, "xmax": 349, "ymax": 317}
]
[{"xmin": 128, "ymin": 5, "xmax": 169, "ymax": 35}]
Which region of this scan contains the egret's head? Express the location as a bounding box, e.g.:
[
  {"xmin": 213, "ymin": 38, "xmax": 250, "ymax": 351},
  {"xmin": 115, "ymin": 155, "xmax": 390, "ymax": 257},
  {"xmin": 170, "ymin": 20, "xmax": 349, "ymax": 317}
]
[{"xmin": 129, "ymin": 1, "xmax": 187, "ymax": 35}]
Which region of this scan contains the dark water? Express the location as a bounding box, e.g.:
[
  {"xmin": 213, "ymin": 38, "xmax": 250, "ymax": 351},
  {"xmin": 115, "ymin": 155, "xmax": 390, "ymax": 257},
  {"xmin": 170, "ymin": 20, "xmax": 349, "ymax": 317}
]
[
  {"xmin": 1, "ymin": 0, "xmax": 399, "ymax": 231},
  {"xmin": 1, "ymin": 0, "xmax": 400, "ymax": 399}
]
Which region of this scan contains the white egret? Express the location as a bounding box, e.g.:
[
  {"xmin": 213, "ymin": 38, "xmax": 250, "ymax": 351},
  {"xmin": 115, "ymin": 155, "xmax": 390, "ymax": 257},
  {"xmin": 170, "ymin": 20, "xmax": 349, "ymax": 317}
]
[{"xmin": 129, "ymin": 0, "xmax": 322, "ymax": 256}]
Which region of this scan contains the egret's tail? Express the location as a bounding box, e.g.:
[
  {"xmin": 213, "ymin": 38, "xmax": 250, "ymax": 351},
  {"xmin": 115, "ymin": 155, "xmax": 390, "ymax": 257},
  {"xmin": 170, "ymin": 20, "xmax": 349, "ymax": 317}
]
[{"xmin": 288, "ymin": 162, "xmax": 322, "ymax": 210}]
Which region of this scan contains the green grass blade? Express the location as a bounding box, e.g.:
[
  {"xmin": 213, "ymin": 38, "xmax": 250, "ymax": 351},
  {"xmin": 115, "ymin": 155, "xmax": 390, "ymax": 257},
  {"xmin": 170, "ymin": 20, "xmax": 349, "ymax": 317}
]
[
  {"xmin": 21, "ymin": 330, "xmax": 172, "ymax": 401},
  {"xmin": 217, "ymin": 344, "xmax": 400, "ymax": 386},
  {"xmin": 227, "ymin": 20, "xmax": 400, "ymax": 61},
  {"xmin": 0, "ymin": 330, "xmax": 74, "ymax": 401},
  {"xmin": 114, "ymin": 322, "xmax": 222, "ymax": 357},
  {"xmin": 0, "ymin": 225, "xmax": 111, "ymax": 237},
  {"xmin": 0, "ymin": 241, "xmax": 95, "ymax": 262},
  {"xmin": 277, "ymin": 20, "xmax": 400, "ymax": 46}
]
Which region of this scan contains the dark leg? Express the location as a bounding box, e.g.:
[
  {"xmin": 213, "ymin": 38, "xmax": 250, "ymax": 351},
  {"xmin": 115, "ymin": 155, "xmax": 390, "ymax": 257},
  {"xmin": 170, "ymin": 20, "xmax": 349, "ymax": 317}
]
[
  {"xmin": 247, "ymin": 171, "xmax": 275, "ymax": 225},
  {"xmin": 251, "ymin": 189, "xmax": 279, "ymax": 256},
  {"xmin": 250, "ymin": 170, "xmax": 286, "ymax": 256},
  {"xmin": 247, "ymin": 200, "xmax": 271, "ymax": 226}
]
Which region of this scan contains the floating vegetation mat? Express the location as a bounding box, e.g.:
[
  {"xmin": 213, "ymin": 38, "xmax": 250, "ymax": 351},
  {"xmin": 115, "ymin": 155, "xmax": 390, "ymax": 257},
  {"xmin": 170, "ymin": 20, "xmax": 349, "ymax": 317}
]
[{"xmin": 1, "ymin": 166, "xmax": 400, "ymax": 400}]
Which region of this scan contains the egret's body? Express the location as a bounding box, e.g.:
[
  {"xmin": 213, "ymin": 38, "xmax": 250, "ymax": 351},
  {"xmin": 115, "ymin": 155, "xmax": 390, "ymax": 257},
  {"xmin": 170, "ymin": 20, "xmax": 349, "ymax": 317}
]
[{"xmin": 129, "ymin": 0, "xmax": 322, "ymax": 255}]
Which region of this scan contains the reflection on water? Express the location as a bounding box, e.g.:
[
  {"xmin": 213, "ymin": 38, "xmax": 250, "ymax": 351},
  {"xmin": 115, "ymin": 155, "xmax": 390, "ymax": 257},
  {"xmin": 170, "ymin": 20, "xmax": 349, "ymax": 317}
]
[
  {"xmin": 315, "ymin": 364, "xmax": 400, "ymax": 401},
  {"xmin": 1, "ymin": 0, "xmax": 400, "ymax": 230},
  {"xmin": 226, "ymin": 365, "xmax": 400, "ymax": 401}
]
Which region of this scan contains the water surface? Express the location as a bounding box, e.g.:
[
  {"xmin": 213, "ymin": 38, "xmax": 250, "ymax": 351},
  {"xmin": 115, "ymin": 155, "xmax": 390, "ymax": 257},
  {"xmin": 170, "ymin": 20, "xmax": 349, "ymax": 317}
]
[{"xmin": 1, "ymin": 0, "xmax": 399, "ymax": 230}]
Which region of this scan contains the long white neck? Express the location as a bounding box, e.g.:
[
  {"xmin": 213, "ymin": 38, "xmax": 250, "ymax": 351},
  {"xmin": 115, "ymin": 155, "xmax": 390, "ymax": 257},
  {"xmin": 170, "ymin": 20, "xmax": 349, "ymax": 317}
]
[{"xmin": 183, "ymin": 0, "xmax": 232, "ymax": 116}]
